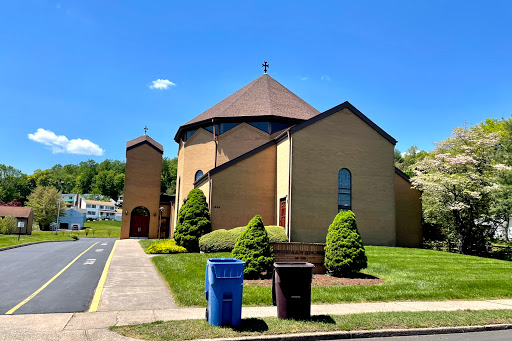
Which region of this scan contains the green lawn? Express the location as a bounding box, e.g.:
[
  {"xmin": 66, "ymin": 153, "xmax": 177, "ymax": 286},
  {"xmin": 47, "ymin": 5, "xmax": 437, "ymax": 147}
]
[
  {"xmin": 112, "ymin": 309, "xmax": 512, "ymax": 341},
  {"xmin": 140, "ymin": 239, "xmax": 159, "ymax": 252},
  {"xmin": 0, "ymin": 230, "xmax": 74, "ymax": 248},
  {"xmin": 83, "ymin": 220, "xmax": 121, "ymax": 238},
  {"xmin": 148, "ymin": 246, "xmax": 512, "ymax": 307}
]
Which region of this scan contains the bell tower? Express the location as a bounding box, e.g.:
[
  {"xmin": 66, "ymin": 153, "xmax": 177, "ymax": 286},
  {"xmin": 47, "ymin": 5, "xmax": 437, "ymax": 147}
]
[{"xmin": 121, "ymin": 134, "xmax": 163, "ymax": 239}]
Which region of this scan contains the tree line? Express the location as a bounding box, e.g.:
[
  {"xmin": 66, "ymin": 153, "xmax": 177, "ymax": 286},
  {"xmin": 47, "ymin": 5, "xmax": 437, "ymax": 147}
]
[{"xmin": 0, "ymin": 157, "xmax": 178, "ymax": 205}]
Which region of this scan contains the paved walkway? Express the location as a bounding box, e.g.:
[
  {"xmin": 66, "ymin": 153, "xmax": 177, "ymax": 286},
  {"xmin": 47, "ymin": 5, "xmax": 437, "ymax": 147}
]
[
  {"xmin": 96, "ymin": 239, "xmax": 177, "ymax": 311},
  {"xmin": 3, "ymin": 239, "xmax": 512, "ymax": 340}
]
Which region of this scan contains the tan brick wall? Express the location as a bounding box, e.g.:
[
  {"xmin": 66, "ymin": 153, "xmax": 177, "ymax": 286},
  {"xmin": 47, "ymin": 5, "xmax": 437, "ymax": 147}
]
[
  {"xmin": 276, "ymin": 137, "xmax": 290, "ymax": 233},
  {"xmin": 174, "ymin": 128, "xmax": 215, "ymax": 230},
  {"xmin": 395, "ymin": 173, "xmax": 422, "ymax": 247},
  {"xmin": 196, "ymin": 178, "xmax": 210, "ymax": 205},
  {"xmin": 216, "ymin": 123, "xmax": 272, "ymax": 165},
  {"xmin": 121, "ymin": 143, "xmax": 163, "ymax": 239},
  {"xmin": 289, "ymin": 108, "xmax": 396, "ymax": 245},
  {"xmin": 210, "ymin": 144, "xmax": 277, "ymax": 230}
]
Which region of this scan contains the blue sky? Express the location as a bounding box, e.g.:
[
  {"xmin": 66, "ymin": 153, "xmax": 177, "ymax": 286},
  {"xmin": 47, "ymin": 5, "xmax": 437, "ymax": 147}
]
[{"xmin": 1, "ymin": 1, "xmax": 511, "ymax": 174}]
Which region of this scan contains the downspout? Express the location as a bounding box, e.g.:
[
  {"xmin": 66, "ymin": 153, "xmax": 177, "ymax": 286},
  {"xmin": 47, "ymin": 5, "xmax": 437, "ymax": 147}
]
[
  {"xmin": 286, "ymin": 130, "xmax": 292, "ymax": 242},
  {"xmin": 212, "ymin": 119, "xmax": 218, "ymax": 168},
  {"xmin": 208, "ymin": 173, "xmax": 212, "ymax": 215}
]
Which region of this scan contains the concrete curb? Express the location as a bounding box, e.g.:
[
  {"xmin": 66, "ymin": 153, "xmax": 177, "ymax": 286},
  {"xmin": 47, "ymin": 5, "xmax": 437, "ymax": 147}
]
[
  {"xmin": 0, "ymin": 239, "xmax": 76, "ymax": 252},
  {"xmin": 196, "ymin": 323, "xmax": 512, "ymax": 341}
]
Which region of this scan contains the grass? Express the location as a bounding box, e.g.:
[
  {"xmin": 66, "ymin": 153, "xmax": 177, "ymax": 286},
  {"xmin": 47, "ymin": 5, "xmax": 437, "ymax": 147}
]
[
  {"xmin": 83, "ymin": 220, "xmax": 121, "ymax": 238},
  {"xmin": 0, "ymin": 230, "xmax": 74, "ymax": 248},
  {"xmin": 140, "ymin": 239, "xmax": 159, "ymax": 252},
  {"xmin": 112, "ymin": 309, "xmax": 512, "ymax": 341},
  {"xmin": 148, "ymin": 246, "xmax": 512, "ymax": 307}
]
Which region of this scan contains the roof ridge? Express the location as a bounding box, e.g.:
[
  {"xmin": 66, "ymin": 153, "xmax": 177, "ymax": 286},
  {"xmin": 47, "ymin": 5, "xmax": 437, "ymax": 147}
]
[
  {"xmin": 206, "ymin": 75, "xmax": 264, "ymax": 122},
  {"xmin": 264, "ymin": 74, "xmax": 273, "ymax": 116}
]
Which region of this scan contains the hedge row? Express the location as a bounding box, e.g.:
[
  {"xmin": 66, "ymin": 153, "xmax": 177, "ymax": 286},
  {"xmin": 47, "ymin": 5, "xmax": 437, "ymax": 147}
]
[{"xmin": 199, "ymin": 225, "xmax": 287, "ymax": 253}]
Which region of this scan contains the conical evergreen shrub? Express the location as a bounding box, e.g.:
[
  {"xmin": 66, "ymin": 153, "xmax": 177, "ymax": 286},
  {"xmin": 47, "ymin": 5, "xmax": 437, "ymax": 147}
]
[
  {"xmin": 174, "ymin": 189, "xmax": 211, "ymax": 252},
  {"xmin": 324, "ymin": 210, "xmax": 367, "ymax": 276},
  {"xmin": 232, "ymin": 215, "xmax": 274, "ymax": 279}
]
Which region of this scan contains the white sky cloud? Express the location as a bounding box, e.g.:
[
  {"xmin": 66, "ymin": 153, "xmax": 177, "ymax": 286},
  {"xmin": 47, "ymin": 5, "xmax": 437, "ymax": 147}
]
[
  {"xmin": 300, "ymin": 77, "xmax": 308, "ymax": 81},
  {"xmin": 321, "ymin": 75, "xmax": 331, "ymax": 81},
  {"xmin": 149, "ymin": 79, "xmax": 175, "ymax": 90},
  {"xmin": 28, "ymin": 128, "xmax": 104, "ymax": 156}
]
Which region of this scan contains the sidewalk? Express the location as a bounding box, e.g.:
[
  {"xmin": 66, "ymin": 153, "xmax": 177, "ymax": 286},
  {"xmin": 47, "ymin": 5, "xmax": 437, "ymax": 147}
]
[
  {"xmin": 95, "ymin": 239, "xmax": 177, "ymax": 312},
  {"xmin": 2, "ymin": 239, "xmax": 512, "ymax": 340}
]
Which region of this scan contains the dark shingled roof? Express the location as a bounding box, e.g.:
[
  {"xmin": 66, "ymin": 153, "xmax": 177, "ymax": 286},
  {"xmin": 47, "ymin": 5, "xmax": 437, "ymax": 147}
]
[
  {"xmin": 0, "ymin": 206, "xmax": 32, "ymax": 218},
  {"xmin": 126, "ymin": 135, "xmax": 163, "ymax": 154},
  {"xmin": 183, "ymin": 74, "xmax": 319, "ymax": 127}
]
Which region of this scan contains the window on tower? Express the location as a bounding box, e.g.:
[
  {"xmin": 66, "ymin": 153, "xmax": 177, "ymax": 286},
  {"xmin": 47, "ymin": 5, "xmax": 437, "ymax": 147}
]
[{"xmin": 195, "ymin": 170, "xmax": 204, "ymax": 182}]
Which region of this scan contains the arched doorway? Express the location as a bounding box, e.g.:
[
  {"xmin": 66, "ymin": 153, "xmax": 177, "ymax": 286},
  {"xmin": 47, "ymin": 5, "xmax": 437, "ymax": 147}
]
[{"xmin": 130, "ymin": 206, "xmax": 150, "ymax": 237}]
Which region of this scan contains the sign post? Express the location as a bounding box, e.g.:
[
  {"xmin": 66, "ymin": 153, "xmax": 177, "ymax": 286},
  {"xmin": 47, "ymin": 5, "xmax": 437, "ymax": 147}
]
[{"xmin": 17, "ymin": 221, "xmax": 25, "ymax": 241}]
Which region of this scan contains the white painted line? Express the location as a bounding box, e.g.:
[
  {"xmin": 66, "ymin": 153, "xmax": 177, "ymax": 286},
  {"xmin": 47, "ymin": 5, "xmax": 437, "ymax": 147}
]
[
  {"xmin": 95, "ymin": 249, "xmax": 104, "ymax": 253},
  {"xmin": 83, "ymin": 259, "xmax": 96, "ymax": 265},
  {"xmin": 101, "ymin": 243, "xmax": 107, "ymax": 246}
]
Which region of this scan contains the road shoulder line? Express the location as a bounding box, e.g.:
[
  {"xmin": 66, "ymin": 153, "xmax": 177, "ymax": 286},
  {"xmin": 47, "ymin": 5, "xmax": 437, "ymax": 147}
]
[
  {"xmin": 0, "ymin": 240, "xmax": 76, "ymax": 252},
  {"xmin": 89, "ymin": 240, "xmax": 118, "ymax": 312}
]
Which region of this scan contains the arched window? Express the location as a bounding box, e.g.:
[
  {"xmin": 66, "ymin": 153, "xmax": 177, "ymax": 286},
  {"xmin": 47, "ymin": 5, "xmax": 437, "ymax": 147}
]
[
  {"xmin": 338, "ymin": 169, "xmax": 351, "ymax": 211},
  {"xmin": 195, "ymin": 170, "xmax": 204, "ymax": 181}
]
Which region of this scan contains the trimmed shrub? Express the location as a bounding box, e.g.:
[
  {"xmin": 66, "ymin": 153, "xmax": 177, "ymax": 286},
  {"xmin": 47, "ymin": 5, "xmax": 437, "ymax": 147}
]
[
  {"xmin": 0, "ymin": 216, "xmax": 17, "ymax": 235},
  {"xmin": 174, "ymin": 189, "xmax": 211, "ymax": 252},
  {"xmin": 147, "ymin": 239, "xmax": 187, "ymax": 254},
  {"xmin": 200, "ymin": 225, "xmax": 287, "ymax": 253},
  {"xmin": 325, "ymin": 210, "xmax": 367, "ymax": 276},
  {"xmin": 232, "ymin": 215, "xmax": 274, "ymax": 279}
]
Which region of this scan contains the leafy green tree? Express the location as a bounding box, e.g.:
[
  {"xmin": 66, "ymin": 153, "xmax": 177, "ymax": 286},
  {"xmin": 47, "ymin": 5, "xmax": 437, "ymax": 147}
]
[
  {"xmin": 232, "ymin": 215, "xmax": 274, "ymax": 279},
  {"xmin": 0, "ymin": 216, "xmax": 17, "ymax": 234},
  {"xmin": 324, "ymin": 210, "xmax": 367, "ymax": 276},
  {"xmin": 26, "ymin": 186, "xmax": 66, "ymax": 230},
  {"xmin": 174, "ymin": 189, "xmax": 211, "ymax": 252},
  {"xmin": 161, "ymin": 157, "xmax": 178, "ymax": 194},
  {"xmin": 91, "ymin": 170, "xmax": 124, "ymax": 200},
  {"xmin": 411, "ymin": 125, "xmax": 505, "ymax": 254}
]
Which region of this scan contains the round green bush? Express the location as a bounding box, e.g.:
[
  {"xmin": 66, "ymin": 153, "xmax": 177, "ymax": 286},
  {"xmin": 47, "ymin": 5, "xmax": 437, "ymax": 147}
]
[
  {"xmin": 232, "ymin": 215, "xmax": 274, "ymax": 279},
  {"xmin": 199, "ymin": 225, "xmax": 287, "ymax": 252},
  {"xmin": 324, "ymin": 210, "xmax": 367, "ymax": 276},
  {"xmin": 174, "ymin": 189, "xmax": 211, "ymax": 252}
]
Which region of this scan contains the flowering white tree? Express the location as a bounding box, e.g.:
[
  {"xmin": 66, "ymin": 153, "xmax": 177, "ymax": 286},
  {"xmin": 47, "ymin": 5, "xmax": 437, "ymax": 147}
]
[{"xmin": 411, "ymin": 126, "xmax": 505, "ymax": 254}]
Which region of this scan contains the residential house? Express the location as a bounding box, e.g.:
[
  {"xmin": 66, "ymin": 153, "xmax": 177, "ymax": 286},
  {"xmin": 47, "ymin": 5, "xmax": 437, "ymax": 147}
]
[
  {"xmin": 0, "ymin": 206, "xmax": 34, "ymax": 234},
  {"xmin": 80, "ymin": 199, "xmax": 116, "ymax": 220}
]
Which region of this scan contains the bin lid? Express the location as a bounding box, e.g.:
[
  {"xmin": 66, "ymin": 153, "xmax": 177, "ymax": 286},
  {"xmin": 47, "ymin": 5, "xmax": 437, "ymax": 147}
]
[
  {"xmin": 274, "ymin": 262, "xmax": 315, "ymax": 268},
  {"xmin": 207, "ymin": 258, "xmax": 245, "ymax": 264},
  {"xmin": 208, "ymin": 258, "xmax": 246, "ymax": 279}
]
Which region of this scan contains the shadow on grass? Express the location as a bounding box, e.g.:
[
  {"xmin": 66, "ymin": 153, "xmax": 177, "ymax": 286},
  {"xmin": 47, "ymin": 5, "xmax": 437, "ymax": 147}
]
[
  {"xmin": 309, "ymin": 315, "xmax": 336, "ymax": 324},
  {"xmin": 329, "ymin": 272, "xmax": 380, "ymax": 280},
  {"xmin": 230, "ymin": 318, "xmax": 269, "ymax": 332}
]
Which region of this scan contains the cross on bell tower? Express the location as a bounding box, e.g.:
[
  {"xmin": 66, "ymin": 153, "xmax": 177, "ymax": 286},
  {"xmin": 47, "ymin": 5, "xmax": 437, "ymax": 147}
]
[
  {"xmin": 144, "ymin": 126, "xmax": 148, "ymax": 135},
  {"xmin": 262, "ymin": 61, "xmax": 269, "ymax": 73}
]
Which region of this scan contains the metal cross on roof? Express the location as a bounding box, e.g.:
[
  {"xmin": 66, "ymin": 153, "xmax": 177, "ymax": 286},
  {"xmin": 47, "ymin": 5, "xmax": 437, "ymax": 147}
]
[
  {"xmin": 144, "ymin": 126, "xmax": 148, "ymax": 135},
  {"xmin": 262, "ymin": 61, "xmax": 269, "ymax": 73}
]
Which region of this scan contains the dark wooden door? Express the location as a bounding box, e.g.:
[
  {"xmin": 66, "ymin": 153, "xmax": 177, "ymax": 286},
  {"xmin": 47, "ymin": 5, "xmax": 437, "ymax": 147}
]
[
  {"xmin": 130, "ymin": 215, "xmax": 150, "ymax": 237},
  {"xmin": 279, "ymin": 198, "xmax": 286, "ymax": 227}
]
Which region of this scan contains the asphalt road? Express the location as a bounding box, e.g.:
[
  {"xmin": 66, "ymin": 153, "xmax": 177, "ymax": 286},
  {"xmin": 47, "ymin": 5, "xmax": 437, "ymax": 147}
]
[
  {"xmin": 348, "ymin": 329, "xmax": 512, "ymax": 340},
  {"xmin": 0, "ymin": 237, "xmax": 116, "ymax": 315}
]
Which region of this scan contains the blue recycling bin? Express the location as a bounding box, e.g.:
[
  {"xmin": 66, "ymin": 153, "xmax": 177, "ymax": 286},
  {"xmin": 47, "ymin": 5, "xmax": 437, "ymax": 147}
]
[{"xmin": 205, "ymin": 258, "xmax": 245, "ymax": 326}]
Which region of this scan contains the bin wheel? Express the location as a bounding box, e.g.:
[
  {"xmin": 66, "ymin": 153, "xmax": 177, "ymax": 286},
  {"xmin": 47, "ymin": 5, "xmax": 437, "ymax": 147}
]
[{"xmin": 205, "ymin": 308, "xmax": 208, "ymax": 321}]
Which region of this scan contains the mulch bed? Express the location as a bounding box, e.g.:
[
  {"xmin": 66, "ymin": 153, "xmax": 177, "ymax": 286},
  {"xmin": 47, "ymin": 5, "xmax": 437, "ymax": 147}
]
[{"xmin": 244, "ymin": 274, "xmax": 384, "ymax": 287}]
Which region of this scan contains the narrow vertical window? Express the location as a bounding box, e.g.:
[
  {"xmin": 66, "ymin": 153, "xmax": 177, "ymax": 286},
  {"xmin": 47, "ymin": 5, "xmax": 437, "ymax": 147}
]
[{"xmin": 338, "ymin": 169, "xmax": 351, "ymax": 211}]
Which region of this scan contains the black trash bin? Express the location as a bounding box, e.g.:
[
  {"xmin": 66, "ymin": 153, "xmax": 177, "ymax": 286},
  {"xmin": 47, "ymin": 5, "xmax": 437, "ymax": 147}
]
[{"xmin": 272, "ymin": 262, "xmax": 315, "ymax": 320}]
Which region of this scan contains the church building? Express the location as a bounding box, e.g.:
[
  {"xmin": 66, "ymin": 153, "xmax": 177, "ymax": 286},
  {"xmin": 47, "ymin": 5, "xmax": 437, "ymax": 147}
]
[{"xmin": 172, "ymin": 72, "xmax": 422, "ymax": 247}]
